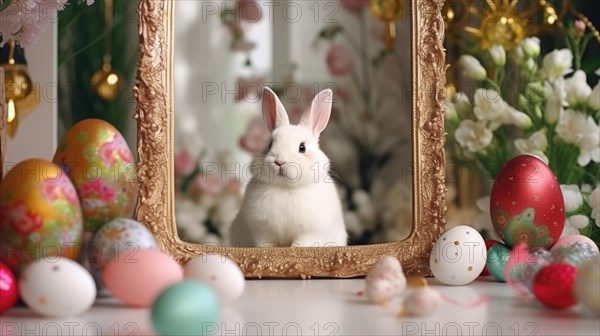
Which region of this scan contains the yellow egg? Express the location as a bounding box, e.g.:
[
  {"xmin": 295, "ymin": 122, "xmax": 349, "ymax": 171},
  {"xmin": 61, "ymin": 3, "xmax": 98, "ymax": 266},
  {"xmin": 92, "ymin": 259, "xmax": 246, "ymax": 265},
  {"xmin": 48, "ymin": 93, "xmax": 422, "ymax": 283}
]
[
  {"xmin": 53, "ymin": 119, "xmax": 137, "ymax": 232},
  {"xmin": 0, "ymin": 159, "xmax": 83, "ymax": 273}
]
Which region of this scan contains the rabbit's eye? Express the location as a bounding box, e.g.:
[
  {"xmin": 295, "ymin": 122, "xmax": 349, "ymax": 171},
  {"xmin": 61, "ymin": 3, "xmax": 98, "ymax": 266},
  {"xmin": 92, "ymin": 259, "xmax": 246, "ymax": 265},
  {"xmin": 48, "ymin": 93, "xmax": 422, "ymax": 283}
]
[
  {"xmin": 267, "ymin": 139, "xmax": 273, "ymax": 150},
  {"xmin": 299, "ymin": 142, "xmax": 306, "ymax": 153}
]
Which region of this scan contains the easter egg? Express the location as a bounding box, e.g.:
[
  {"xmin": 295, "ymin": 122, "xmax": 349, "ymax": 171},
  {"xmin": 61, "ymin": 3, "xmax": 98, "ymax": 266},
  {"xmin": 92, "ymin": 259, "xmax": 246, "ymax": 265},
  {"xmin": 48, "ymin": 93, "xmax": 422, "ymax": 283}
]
[
  {"xmin": 89, "ymin": 218, "xmax": 157, "ymax": 286},
  {"xmin": 53, "ymin": 118, "xmax": 137, "ymax": 232},
  {"xmin": 550, "ymin": 234, "xmax": 599, "ymax": 254},
  {"xmin": 0, "ymin": 159, "xmax": 83, "ymax": 273},
  {"xmin": 103, "ymin": 249, "xmax": 183, "ymax": 307},
  {"xmin": 0, "ymin": 262, "xmax": 18, "ymax": 313},
  {"xmin": 152, "ymin": 280, "xmax": 220, "ymax": 336},
  {"xmin": 486, "ymin": 242, "xmax": 511, "ymax": 282},
  {"xmin": 430, "ymin": 225, "xmax": 487, "ymax": 285},
  {"xmin": 532, "ymin": 263, "xmax": 577, "ymax": 309},
  {"xmin": 19, "ymin": 257, "xmax": 96, "ymax": 317},
  {"xmin": 480, "ymin": 239, "xmax": 500, "ymax": 276},
  {"xmin": 490, "ymin": 155, "xmax": 564, "ymax": 248},
  {"xmin": 575, "ymin": 255, "xmax": 600, "ymax": 317},
  {"xmin": 184, "ymin": 254, "xmax": 245, "ymax": 305}
]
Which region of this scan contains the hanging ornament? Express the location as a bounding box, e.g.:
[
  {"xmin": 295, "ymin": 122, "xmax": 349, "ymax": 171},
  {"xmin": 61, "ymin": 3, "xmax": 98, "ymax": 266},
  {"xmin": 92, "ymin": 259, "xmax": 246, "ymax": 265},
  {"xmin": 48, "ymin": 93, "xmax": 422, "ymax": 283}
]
[
  {"xmin": 369, "ymin": 0, "xmax": 405, "ymax": 50},
  {"xmin": 1, "ymin": 40, "xmax": 36, "ymax": 138},
  {"xmin": 91, "ymin": 0, "xmax": 123, "ymax": 101}
]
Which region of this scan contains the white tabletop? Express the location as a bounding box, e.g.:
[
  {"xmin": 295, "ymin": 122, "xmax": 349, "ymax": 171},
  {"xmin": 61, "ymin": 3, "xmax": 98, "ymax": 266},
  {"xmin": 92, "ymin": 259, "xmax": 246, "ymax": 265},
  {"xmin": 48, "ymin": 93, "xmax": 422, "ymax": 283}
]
[{"xmin": 1, "ymin": 277, "xmax": 599, "ymax": 336}]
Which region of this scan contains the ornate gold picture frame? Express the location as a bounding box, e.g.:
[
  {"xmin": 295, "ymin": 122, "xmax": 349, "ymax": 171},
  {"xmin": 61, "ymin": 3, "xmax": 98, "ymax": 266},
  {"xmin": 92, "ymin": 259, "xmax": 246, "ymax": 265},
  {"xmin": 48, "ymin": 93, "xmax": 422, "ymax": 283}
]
[{"xmin": 134, "ymin": 0, "xmax": 447, "ymax": 278}]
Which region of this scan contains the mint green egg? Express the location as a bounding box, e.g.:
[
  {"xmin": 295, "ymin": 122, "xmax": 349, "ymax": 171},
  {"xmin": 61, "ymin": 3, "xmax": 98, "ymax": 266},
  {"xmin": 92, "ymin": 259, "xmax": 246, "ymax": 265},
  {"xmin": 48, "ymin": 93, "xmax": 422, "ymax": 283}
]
[
  {"xmin": 151, "ymin": 280, "xmax": 220, "ymax": 336},
  {"xmin": 486, "ymin": 243, "xmax": 510, "ymax": 282}
]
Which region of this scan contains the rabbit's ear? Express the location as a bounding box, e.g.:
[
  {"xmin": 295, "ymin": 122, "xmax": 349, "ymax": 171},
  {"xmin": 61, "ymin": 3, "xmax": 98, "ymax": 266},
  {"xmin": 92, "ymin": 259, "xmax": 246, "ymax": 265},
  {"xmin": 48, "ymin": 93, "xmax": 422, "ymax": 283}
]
[
  {"xmin": 262, "ymin": 87, "xmax": 289, "ymax": 132},
  {"xmin": 300, "ymin": 89, "xmax": 333, "ymax": 137}
]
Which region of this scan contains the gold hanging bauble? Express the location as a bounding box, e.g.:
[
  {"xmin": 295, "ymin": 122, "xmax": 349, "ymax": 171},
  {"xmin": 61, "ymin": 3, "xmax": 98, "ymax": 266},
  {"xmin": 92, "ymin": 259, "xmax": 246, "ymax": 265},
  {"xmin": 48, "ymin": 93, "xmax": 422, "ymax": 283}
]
[
  {"xmin": 3, "ymin": 64, "xmax": 32, "ymax": 101},
  {"xmin": 1, "ymin": 40, "xmax": 35, "ymax": 138},
  {"xmin": 369, "ymin": 0, "xmax": 405, "ymax": 50},
  {"xmin": 91, "ymin": 0, "xmax": 123, "ymax": 101},
  {"xmin": 91, "ymin": 61, "xmax": 124, "ymax": 101}
]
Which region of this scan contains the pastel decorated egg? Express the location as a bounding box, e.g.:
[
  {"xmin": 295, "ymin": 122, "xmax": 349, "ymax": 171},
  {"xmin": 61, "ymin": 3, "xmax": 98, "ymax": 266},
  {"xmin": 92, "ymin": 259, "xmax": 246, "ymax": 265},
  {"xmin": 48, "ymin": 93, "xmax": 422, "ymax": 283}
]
[
  {"xmin": 430, "ymin": 225, "xmax": 487, "ymax": 285},
  {"xmin": 480, "ymin": 239, "xmax": 500, "ymax": 276},
  {"xmin": 550, "ymin": 234, "xmax": 599, "ymax": 254},
  {"xmin": 53, "ymin": 118, "xmax": 137, "ymax": 232},
  {"xmin": 0, "ymin": 159, "xmax": 83, "ymax": 273},
  {"xmin": 184, "ymin": 254, "xmax": 245, "ymax": 305},
  {"xmin": 19, "ymin": 257, "xmax": 96, "ymax": 317},
  {"xmin": 89, "ymin": 218, "xmax": 157, "ymax": 285},
  {"xmin": 103, "ymin": 249, "xmax": 183, "ymax": 307},
  {"xmin": 575, "ymin": 255, "xmax": 600, "ymax": 317},
  {"xmin": 486, "ymin": 242, "xmax": 511, "ymax": 282},
  {"xmin": 152, "ymin": 281, "xmax": 220, "ymax": 336},
  {"xmin": 490, "ymin": 155, "xmax": 564, "ymax": 248}
]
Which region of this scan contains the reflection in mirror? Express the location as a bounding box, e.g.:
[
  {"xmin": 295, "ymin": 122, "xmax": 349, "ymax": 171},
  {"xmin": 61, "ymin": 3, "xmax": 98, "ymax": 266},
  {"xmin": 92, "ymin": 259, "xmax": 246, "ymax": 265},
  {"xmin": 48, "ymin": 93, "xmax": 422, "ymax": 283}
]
[{"xmin": 174, "ymin": 0, "xmax": 412, "ymax": 246}]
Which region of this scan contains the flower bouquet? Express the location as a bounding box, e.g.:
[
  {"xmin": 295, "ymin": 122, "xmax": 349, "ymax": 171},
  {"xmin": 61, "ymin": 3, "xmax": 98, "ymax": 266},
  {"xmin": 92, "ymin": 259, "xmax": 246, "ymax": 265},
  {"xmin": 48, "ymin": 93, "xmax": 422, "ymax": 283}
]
[
  {"xmin": 0, "ymin": 0, "xmax": 94, "ymax": 46},
  {"xmin": 445, "ymin": 21, "xmax": 600, "ymax": 246}
]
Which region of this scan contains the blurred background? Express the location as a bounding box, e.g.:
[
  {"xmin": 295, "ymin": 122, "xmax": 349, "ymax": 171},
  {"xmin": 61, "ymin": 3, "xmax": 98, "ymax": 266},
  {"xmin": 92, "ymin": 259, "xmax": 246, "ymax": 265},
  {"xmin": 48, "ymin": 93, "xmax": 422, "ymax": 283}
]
[{"xmin": 1, "ymin": 0, "xmax": 599, "ymax": 246}]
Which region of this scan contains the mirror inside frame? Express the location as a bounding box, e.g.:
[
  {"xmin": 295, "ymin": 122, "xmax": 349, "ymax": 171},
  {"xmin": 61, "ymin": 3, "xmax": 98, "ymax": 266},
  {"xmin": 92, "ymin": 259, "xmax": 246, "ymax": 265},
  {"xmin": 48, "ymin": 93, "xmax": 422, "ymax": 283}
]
[{"xmin": 174, "ymin": 0, "xmax": 413, "ymax": 247}]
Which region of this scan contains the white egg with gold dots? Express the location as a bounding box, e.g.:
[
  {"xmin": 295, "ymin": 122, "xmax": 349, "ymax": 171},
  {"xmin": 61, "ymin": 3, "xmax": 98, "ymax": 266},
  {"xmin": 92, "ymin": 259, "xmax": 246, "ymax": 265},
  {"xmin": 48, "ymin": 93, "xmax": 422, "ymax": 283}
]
[{"xmin": 430, "ymin": 225, "xmax": 487, "ymax": 286}]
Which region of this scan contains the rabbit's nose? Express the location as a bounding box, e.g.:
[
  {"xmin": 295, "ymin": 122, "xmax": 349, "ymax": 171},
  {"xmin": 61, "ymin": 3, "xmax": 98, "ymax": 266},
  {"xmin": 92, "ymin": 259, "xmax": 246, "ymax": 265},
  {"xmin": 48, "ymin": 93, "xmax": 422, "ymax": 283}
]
[{"xmin": 274, "ymin": 160, "xmax": 286, "ymax": 167}]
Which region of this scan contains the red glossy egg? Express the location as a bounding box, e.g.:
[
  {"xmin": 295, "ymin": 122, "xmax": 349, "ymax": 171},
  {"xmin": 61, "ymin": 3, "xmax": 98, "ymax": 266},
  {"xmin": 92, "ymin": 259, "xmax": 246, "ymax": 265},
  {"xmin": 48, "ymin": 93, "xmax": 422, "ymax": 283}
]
[
  {"xmin": 0, "ymin": 262, "xmax": 19, "ymax": 313},
  {"xmin": 490, "ymin": 155, "xmax": 564, "ymax": 248}
]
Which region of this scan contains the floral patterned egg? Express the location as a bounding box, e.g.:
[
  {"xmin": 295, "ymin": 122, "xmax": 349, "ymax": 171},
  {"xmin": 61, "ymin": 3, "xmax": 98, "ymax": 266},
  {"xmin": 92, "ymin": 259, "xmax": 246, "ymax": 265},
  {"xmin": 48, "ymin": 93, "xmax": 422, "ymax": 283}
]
[
  {"xmin": 490, "ymin": 155, "xmax": 565, "ymax": 248},
  {"xmin": 53, "ymin": 119, "xmax": 137, "ymax": 232},
  {"xmin": 0, "ymin": 159, "xmax": 83, "ymax": 273}
]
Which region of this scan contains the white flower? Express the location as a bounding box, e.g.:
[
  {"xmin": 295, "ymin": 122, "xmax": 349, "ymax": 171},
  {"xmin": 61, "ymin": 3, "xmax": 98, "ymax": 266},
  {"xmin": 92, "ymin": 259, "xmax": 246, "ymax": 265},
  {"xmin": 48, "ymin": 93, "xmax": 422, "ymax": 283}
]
[
  {"xmin": 488, "ymin": 45, "xmax": 506, "ymax": 67},
  {"xmin": 514, "ymin": 130, "xmax": 548, "ymax": 163},
  {"xmin": 591, "ymin": 187, "xmax": 600, "ymax": 227},
  {"xmin": 544, "ymin": 78, "xmax": 567, "ymax": 123},
  {"xmin": 506, "ymin": 106, "xmax": 532, "ymax": 129},
  {"xmin": 452, "ymin": 92, "xmax": 472, "ymax": 119},
  {"xmin": 566, "ymin": 215, "xmax": 589, "ymax": 229},
  {"xmin": 524, "ymin": 58, "xmax": 538, "ymax": 73},
  {"xmin": 560, "ymin": 221, "xmax": 580, "ymax": 238},
  {"xmin": 473, "ymin": 89, "xmax": 509, "ymax": 130},
  {"xmin": 458, "ymin": 55, "xmax": 487, "ymax": 81},
  {"xmin": 589, "ymin": 81, "xmax": 600, "ymax": 110},
  {"xmin": 542, "ymin": 49, "xmax": 574, "ymax": 81},
  {"xmin": 560, "ymin": 184, "xmax": 584, "ymax": 212},
  {"xmin": 455, "ymin": 120, "xmax": 493, "ymax": 153},
  {"xmin": 555, "ymin": 110, "xmax": 600, "ymax": 166},
  {"xmin": 565, "ymin": 70, "xmax": 592, "ymax": 105},
  {"xmin": 521, "ymin": 37, "xmax": 541, "ymax": 58},
  {"xmin": 444, "ymin": 98, "xmax": 458, "ymax": 122},
  {"xmin": 472, "ymin": 89, "xmax": 530, "ymax": 129}
]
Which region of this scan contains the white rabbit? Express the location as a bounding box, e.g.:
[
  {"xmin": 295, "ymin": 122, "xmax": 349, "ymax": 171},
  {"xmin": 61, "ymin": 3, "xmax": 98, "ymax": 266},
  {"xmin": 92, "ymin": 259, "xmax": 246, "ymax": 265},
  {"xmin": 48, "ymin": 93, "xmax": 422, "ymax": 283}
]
[{"xmin": 227, "ymin": 87, "xmax": 347, "ymax": 247}]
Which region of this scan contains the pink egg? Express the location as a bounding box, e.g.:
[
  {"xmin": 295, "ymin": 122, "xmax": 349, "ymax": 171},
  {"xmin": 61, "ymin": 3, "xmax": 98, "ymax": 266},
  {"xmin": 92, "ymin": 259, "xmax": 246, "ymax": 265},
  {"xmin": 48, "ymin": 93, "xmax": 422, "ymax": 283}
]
[
  {"xmin": 103, "ymin": 249, "xmax": 183, "ymax": 307},
  {"xmin": 550, "ymin": 234, "xmax": 599, "ymax": 254}
]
